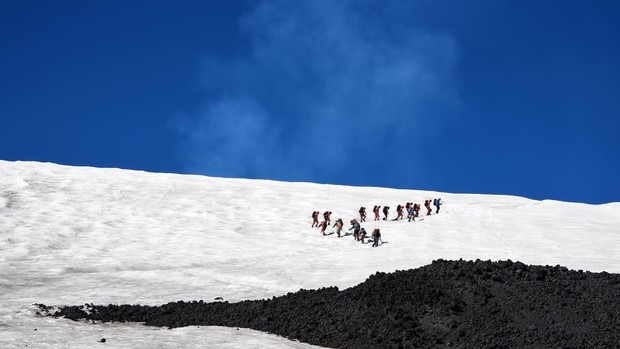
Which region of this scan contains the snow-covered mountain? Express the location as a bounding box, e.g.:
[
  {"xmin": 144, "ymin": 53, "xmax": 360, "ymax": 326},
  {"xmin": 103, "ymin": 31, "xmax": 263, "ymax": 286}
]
[{"xmin": 1, "ymin": 160, "xmax": 619, "ymax": 348}]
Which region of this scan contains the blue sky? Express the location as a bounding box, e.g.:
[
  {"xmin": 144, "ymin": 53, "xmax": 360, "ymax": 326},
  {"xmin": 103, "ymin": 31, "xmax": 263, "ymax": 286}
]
[{"xmin": 1, "ymin": 0, "xmax": 619, "ymax": 204}]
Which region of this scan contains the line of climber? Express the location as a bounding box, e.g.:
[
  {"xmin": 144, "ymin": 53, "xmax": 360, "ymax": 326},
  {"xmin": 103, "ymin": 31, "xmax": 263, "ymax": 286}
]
[
  {"xmin": 310, "ymin": 198, "xmax": 442, "ymax": 247},
  {"xmin": 366, "ymin": 198, "xmax": 442, "ymax": 222}
]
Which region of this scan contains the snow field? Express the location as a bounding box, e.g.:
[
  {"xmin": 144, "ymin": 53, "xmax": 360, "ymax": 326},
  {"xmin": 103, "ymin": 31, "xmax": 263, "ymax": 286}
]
[{"xmin": 1, "ymin": 160, "xmax": 619, "ymax": 348}]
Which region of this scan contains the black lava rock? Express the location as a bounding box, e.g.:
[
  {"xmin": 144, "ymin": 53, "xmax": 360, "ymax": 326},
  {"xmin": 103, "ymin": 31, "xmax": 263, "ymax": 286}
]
[{"xmin": 40, "ymin": 259, "xmax": 620, "ymax": 348}]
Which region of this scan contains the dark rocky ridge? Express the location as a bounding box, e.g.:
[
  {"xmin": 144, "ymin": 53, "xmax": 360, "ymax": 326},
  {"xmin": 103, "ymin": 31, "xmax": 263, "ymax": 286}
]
[{"xmin": 38, "ymin": 259, "xmax": 620, "ymax": 348}]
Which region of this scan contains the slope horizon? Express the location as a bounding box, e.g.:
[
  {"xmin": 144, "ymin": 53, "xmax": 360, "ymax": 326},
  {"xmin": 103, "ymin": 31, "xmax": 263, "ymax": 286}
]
[{"xmin": 7, "ymin": 159, "xmax": 614, "ymax": 206}]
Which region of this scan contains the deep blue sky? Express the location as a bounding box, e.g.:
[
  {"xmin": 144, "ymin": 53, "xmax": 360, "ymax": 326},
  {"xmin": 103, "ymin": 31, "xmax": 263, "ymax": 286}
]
[{"xmin": 2, "ymin": 0, "xmax": 619, "ymax": 204}]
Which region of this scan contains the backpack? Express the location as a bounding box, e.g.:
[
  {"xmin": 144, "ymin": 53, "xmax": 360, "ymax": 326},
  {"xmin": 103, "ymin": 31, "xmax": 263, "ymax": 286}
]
[{"xmin": 433, "ymin": 199, "xmax": 438, "ymax": 206}]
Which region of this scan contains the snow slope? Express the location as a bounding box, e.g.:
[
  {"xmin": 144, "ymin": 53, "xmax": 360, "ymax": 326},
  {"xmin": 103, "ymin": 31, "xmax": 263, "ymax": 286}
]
[{"xmin": 1, "ymin": 160, "xmax": 619, "ymax": 348}]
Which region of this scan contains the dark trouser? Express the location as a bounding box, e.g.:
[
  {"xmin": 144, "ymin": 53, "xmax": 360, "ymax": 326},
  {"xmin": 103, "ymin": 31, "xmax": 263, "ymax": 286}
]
[
  {"xmin": 436, "ymin": 205, "xmax": 440, "ymax": 213},
  {"xmin": 372, "ymin": 236, "xmax": 379, "ymax": 247}
]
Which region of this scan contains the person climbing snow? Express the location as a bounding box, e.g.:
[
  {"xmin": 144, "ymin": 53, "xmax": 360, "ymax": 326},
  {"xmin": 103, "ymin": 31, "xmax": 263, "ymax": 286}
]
[
  {"xmin": 414, "ymin": 203, "xmax": 420, "ymax": 218},
  {"xmin": 323, "ymin": 211, "xmax": 332, "ymax": 225},
  {"xmin": 349, "ymin": 219, "xmax": 361, "ymax": 241},
  {"xmin": 311, "ymin": 211, "xmax": 319, "ymax": 227},
  {"xmin": 359, "ymin": 207, "xmax": 367, "ymax": 222},
  {"xmin": 359, "ymin": 227, "xmax": 367, "ymax": 243},
  {"xmin": 382, "ymin": 206, "xmax": 390, "ymax": 221},
  {"xmin": 433, "ymin": 198, "xmax": 442, "ymax": 214},
  {"xmin": 373, "ymin": 205, "xmax": 382, "ymax": 221},
  {"xmin": 318, "ymin": 220, "xmax": 328, "ymax": 236},
  {"xmin": 408, "ymin": 205, "xmax": 415, "ymax": 222},
  {"xmin": 333, "ymin": 218, "xmax": 344, "ymax": 238},
  {"xmin": 396, "ymin": 204, "xmax": 404, "ymax": 220},
  {"xmin": 424, "ymin": 200, "xmax": 432, "ymax": 216},
  {"xmin": 372, "ymin": 228, "xmax": 381, "ymax": 247}
]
